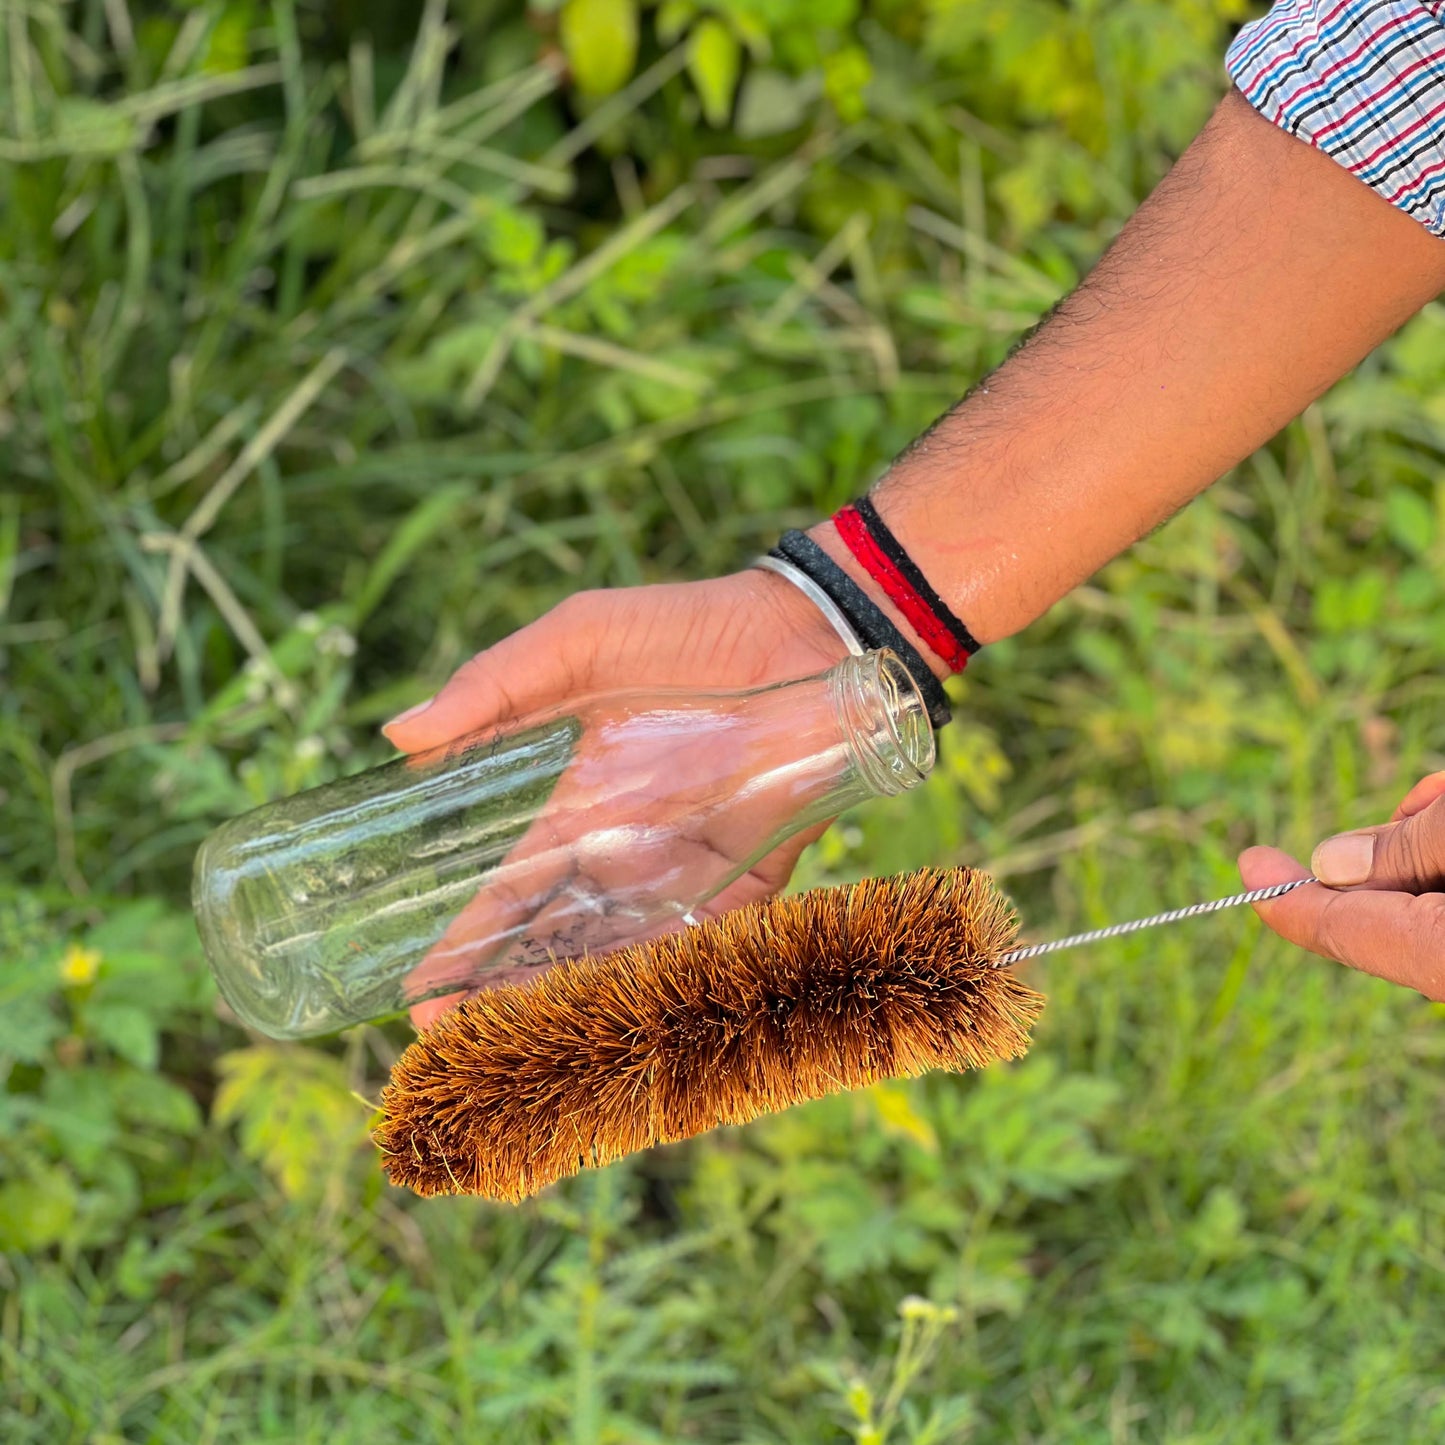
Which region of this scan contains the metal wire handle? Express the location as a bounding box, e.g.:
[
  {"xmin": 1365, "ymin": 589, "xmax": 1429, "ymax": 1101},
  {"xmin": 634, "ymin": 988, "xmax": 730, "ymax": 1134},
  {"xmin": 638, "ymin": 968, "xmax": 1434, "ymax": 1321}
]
[{"xmin": 996, "ymin": 876, "xmax": 1317, "ymax": 966}]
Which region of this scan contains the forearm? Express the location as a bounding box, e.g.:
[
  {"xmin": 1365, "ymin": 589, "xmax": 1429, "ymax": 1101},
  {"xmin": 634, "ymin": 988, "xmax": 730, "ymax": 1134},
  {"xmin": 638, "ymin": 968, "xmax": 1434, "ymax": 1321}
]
[{"xmin": 807, "ymin": 90, "xmax": 1445, "ymax": 672}]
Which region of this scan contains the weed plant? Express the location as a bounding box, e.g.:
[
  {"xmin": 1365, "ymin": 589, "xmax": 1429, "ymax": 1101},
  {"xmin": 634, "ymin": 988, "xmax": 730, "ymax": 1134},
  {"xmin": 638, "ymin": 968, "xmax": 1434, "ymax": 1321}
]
[{"xmin": 4, "ymin": 2, "xmax": 1445, "ymax": 1440}]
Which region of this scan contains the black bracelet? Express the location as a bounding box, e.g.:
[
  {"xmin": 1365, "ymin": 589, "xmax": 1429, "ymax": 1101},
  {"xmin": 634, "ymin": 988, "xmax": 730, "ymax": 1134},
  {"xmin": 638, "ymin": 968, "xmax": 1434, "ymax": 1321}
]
[
  {"xmin": 771, "ymin": 531, "xmax": 953, "ymax": 730},
  {"xmin": 852, "ymin": 495, "xmax": 982, "ymax": 659}
]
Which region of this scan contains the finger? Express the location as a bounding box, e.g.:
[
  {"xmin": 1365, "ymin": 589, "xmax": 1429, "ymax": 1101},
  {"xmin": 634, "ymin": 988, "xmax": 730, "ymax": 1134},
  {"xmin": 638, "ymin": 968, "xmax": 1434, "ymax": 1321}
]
[
  {"xmin": 383, "ymin": 594, "xmax": 598, "ymax": 754},
  {"xmin": 1392, "ymin": 770, "xmax": 1445, "ymax": 822},
  {"xmin": 1240, "ymin": 844, "xmax": 1445, "ymax": 996},
  {"xmin": 406, "ymin": 819, "xmax": 830, "ymax": 1032},
  {"xmin": 1238, "ymin": 841, "xmax": 1331, "ymax": 954},
  {"xmin": 399, "ymin": 691, "xmax": 741, "ymax": 1031},
  {"xmin": 405, "ymin": 847, "xmax": 579, "ymax": 1033},
  {"xmin": 402, "ymin": 779, "xmax": 747, "ymax": 1030},
  {"xmin": 1242, "ymin": 856, "xmax": 1445, "ymax": 1002},
  {"xmin": 406, "ymin": 828, "xmax": 573, "ymax": 1032},
  {"xmin": 410, "ymin": 991, "xmax": 464, "ymax": 1032},
  {"xmin": 693, "ymin": 824, "xmax": 830, "ymax": 919},
  {"xmin": 1238, "ymin": 844, "xmax": 1313, "ymax": 894},
  {"xmin": 1311, "ymin": 793, "xmax": 1445, "ymax": 892},
  {"xmin": 401, "ymin": 829, "xmax": 576, "ymax": 1009},
  {"xmin": 406, "ymin": 827, "xmax": 758, "ymax": 1034}
]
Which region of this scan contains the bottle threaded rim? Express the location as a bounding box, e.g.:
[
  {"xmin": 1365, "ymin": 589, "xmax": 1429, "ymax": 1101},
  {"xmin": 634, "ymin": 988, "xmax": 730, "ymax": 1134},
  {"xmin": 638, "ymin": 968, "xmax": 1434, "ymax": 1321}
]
[{"xmin": 832, "ymin": 650, "xmax": 936, "ymax": 797}]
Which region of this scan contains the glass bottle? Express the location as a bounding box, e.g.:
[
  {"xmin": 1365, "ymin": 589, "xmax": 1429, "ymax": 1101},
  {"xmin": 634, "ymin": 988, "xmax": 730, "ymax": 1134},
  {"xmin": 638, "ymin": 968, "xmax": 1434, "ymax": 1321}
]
[{"xmin": 193, "ymin": 649, "xmax": 935, "ymax": 1039}]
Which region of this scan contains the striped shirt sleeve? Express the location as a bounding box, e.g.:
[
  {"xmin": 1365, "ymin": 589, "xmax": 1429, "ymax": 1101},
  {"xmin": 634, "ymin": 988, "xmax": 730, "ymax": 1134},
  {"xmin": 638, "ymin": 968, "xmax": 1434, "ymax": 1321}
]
[{"xmin": 1225, "ymin": 0, "xmax": 1445, "ymax": 238}]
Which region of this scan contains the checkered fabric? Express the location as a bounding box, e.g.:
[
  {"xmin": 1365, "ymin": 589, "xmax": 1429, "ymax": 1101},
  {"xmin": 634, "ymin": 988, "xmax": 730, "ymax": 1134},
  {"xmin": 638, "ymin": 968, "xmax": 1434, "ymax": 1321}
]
[{"xmin": 1227, "ymin": 0, "xmax": 1445, "ymax": 236}]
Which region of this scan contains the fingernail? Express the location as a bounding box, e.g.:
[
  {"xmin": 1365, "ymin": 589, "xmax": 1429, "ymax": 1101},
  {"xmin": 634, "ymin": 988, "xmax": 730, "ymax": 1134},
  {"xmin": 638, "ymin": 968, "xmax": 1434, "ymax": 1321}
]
[
  {"xmin": 1311, "ymin": 831, "xmax": 1375, "ymax": 885},
  {"xmin": 383, "ymin": 697, "xmax": 433, "ymax": 733}
]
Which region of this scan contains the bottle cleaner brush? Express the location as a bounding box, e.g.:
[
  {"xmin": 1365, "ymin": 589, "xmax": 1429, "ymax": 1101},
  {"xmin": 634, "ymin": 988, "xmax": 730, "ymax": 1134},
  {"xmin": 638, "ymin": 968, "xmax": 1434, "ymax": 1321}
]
[{"xmin": 374, "ymin": 867, "xmax": 1314, "ymax": 1202}]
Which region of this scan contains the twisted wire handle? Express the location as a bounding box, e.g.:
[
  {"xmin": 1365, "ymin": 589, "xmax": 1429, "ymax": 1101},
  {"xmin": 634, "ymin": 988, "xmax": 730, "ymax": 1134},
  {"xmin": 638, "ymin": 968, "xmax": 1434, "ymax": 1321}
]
[{"xmin": 997, "ymin": 876, "xmax": 1316, "ymax": 966}]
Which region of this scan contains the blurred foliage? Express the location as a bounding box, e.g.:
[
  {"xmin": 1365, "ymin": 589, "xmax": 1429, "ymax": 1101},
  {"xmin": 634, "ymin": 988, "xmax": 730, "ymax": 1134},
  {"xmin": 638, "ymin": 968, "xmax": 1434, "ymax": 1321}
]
[{"xmin": 5, "ymin": 0, "xmax": 1445, "ymax": 1440}]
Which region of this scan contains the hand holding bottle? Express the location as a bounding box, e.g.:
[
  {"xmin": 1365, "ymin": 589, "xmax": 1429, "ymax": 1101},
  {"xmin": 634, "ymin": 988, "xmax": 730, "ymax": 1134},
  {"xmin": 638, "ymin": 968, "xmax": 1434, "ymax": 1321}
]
[{"xmin": 383, "ymin": 573, "xmax": 847, "ymax": 1029}]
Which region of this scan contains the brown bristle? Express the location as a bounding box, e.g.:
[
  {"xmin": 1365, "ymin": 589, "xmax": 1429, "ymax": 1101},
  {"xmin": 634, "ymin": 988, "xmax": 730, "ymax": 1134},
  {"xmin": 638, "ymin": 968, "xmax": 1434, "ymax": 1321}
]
[{"xmin": 374, "ymin": 866, "xmax": 1044, "ymax": 1203}]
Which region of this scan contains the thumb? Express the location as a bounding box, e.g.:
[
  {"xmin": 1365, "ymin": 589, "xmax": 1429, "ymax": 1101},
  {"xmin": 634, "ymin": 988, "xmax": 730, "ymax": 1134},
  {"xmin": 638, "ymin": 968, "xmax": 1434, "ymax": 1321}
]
[{"xmin": 1311, "ymin": 794, "xmax": 1445, "ymax": 892}]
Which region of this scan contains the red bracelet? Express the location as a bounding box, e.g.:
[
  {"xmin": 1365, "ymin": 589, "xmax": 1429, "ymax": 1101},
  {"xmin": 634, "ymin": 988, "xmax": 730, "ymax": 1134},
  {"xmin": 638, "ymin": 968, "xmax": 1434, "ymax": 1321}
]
[{"xmin": 832, "ymin": 504, "xmax": 972, "ymax": 673}]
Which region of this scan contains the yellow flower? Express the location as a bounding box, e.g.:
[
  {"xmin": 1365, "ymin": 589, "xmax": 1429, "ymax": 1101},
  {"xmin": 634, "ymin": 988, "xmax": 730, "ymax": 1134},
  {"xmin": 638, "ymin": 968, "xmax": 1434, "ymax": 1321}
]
[{"xmin": 59, "ymin": 943, "xmax": 101, "ymax": 988}]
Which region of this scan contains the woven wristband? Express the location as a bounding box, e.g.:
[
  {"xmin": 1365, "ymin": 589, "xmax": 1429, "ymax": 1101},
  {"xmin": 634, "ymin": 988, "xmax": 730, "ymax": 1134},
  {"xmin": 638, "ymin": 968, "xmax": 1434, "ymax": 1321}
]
[
  {"xmin": 771, "ymin": 530, "xmax": 953, "ymax": 730},
  {"xmin": 834, "ymin": 497, "xmax": 981, "ymax": 673}
]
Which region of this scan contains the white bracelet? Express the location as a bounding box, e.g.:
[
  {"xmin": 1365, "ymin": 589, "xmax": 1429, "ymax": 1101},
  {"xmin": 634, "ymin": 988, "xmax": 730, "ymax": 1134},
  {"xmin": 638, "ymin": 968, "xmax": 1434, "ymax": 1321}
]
[{"xmin": 751, "ymin": 554, "xmax": 866, "ymax": 657}]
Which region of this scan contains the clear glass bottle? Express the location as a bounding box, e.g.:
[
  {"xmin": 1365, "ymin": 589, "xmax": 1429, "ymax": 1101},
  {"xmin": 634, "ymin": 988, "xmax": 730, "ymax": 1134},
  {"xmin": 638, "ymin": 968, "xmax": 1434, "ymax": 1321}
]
[{"xmin": 193, "ymin": 649, "xmax": 935, "ymax": 1039}]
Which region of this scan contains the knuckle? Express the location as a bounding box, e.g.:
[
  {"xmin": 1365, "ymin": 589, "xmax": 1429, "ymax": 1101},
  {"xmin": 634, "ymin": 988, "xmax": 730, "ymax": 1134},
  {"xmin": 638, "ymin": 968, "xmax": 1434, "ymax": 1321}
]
[
  {"xmin": 1312, "ymin": 894, "xmax": 1352, "ymax": 965},
  {"xmin": 448, "ymin": 650, "xmax": 516, "ymax": 717},
  {"xmin": 1395, "ymin": 823, "xmax": 1435, "ymax": 885},
  {"xmin": 546, "ymin": 593, "xmax": 606, "ymax": 681},
  {"xmin": 1392, "ymin": 813, "xmax": 1445, "ymax": 887},
  {"xmin": 454, "ymin": 649, "xmax": 499, "ymax": 689},
  {"xmin": 548, "ymin": 590, "xmax": 600, "ymax": 626}
]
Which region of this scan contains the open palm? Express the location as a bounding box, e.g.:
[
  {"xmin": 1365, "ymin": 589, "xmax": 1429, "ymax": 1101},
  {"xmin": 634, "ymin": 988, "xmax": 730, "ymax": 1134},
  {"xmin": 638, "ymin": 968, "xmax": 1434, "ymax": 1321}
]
[{"xmin": 384, "ymin": 569, "xmax": 852, "ymax": 1028}]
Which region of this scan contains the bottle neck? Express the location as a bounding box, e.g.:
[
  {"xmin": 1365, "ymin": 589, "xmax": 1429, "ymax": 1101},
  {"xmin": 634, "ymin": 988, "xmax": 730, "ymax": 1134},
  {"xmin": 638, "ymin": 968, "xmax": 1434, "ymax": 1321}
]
[
  {"xmin": 723, "ymin": 649, "xmax": 935, "ymax": 852},
  {"xmin": 828, "ymin": 650, "xmax": 936, "ymax": 799}
]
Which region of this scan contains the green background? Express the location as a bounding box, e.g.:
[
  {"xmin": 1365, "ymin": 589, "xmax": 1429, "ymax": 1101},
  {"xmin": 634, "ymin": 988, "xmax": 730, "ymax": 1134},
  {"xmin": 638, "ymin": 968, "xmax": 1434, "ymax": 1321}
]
[{"xmin": 4, "ymin": 1, "xmax": 1445, "ymax": 1439}]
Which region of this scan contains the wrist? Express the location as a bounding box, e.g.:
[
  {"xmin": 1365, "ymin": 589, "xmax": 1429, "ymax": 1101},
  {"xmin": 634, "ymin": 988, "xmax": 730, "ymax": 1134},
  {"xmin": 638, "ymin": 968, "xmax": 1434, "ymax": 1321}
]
[
  {"xmin": 731, "ymin": 564, "xmax": 858, "ymax": 673},
  {"xmin": 802, "ymin": 518, "xmax": 955, "ymax": 684}
]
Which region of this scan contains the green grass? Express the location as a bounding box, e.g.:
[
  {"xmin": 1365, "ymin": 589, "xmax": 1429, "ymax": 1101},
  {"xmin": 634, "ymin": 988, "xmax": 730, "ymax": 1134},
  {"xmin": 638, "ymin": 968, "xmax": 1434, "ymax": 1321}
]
[{"xmin": 5, "ymin": 1, "xmax": 1445, "ymax": 1440}]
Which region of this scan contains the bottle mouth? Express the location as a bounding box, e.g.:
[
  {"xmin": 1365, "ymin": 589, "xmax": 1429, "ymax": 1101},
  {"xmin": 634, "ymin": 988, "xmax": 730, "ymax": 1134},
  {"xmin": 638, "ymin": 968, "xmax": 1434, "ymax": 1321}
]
[
  {"xmin": 834, "ymin": 649, "xmax": 936, "ymax": 797},
  {"xmin": 873, "ymin": 650, "xmax": 937, "ymax": 783}
]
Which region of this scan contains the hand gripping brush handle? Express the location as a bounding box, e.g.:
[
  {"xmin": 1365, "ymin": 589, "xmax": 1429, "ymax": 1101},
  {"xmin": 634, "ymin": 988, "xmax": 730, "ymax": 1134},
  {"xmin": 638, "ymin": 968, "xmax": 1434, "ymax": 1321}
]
[
  {"xmin": 998, "ymin": 876, "xmax": 1317, "ymax": 964},
  {"xmin": 376, "ymin": 868, "xmax": 1320, "ymax": 1202}
]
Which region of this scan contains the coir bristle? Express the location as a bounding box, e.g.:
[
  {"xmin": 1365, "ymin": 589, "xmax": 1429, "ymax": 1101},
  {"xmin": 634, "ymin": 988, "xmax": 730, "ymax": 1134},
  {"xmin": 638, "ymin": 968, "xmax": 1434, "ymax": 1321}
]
[{"xmin": 374, "ymin": 866, "xmax": 1044, "ymax": 1203}]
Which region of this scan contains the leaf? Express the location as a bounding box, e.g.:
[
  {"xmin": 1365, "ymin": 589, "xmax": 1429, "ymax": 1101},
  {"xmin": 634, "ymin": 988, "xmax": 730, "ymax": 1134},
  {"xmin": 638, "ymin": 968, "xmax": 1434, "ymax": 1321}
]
[
  {"xmin": 486, "ymin": 205, "xmax": 546, "ymax": 271},
  {"xmin": 201, "ymin": 1, "xmax": 253, "ymax": 75},
  {"xmin": 39, "ymin": 1067, "xmax": 121, "ymax": 1173},
  {"xmin": 1145, "ymin": 1286, "xmax": 1227, "ymax": 1359},
  {"xmin": 560, "ymin": 0, "xmax": 640, "ymax": 99},
  {"xmin": 112, "ymin": 1070, "xmax": 202, "ymax": 1135},
  {"xmin": 869, "ymin": 1081, "xmax": 939, "ymax": 1154},
  {"xmin": 821, "ymin": 44, "xmax": 872, "ymax": 124},
  {"xmin": 655, "ymin": 0, "xmax": 695, "ymax": 45},
  {"xmin": 688, "ymin": 18, "xmax": 742, "ymax": 127},
  {"xmin": 913, "ymin": 1395, "xmax": 980, "ymax": 1445},
  {"xmin": 393, "ymin": 320, "xmax": 501, "ymax": 403},
  {"xmin": 947, "ymin": 1060, "xmax": 1128, "ymax": 1208},
  {"xmin": 351, "ymin": 483, "xmax": 472, "ymax": 625},
  {"xmin": 0, "ymin": 1165, "xmax": 78, "ymax": 1251},
  {"xmin": 1186, "ymin": 1185, "xmax": 1247, "ymax": 1263},
  {"xmin": 84, "ymin": 898, "xmax": 174, "ymax": 956},
  {"xmin": 116, "ymin": 1232, "xmax": 197, "ymax": 1302},
  {"xmin": 213, "ymin": 1045, "xmax": 369, "ymax": 1200},
  {"xmin": 1385, "ymin": 487, "xmax": 1435, "ymax": 558},
  {"xmin": 0, "ymin": 993, "xmax": 64, "ymax": 1065},
  {"xmin": 784, "ymin": 1164, "xmax": 923, "ymax": 1283},
  {"xmin": 1388, "ymin": 302, "xmax": 1445, "ymax": 387},
  {"xmin": 83, "ymin": 901, "xmax": 209, "ymax": 1015},
  {"xmin": 946, "ymin": 1228, "xmax": 1035, "ymax": 1318},
  {"xmin": 70, "ymin": 1151, "xmax": 142, "ymax": 1250},
  {"xmin": 734, "ymin": 68, "xmax": 814, "ymax": 138},
  {"xmin": 87, "ymin": 1002, "xmax": 160, "ymax": 1070}
]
